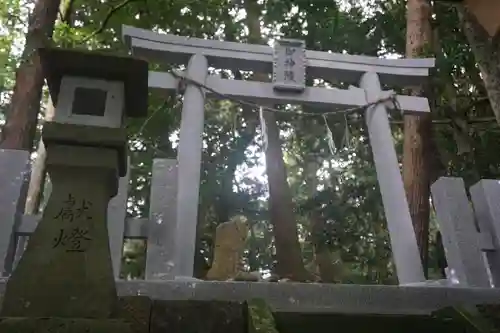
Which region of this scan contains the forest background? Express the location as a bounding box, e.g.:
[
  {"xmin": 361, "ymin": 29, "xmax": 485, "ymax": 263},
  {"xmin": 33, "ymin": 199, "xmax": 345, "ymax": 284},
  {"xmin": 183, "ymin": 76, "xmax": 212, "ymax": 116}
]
[{"xmin": 0, "ymin": 0, "xmax": 499, "ymax": 283}]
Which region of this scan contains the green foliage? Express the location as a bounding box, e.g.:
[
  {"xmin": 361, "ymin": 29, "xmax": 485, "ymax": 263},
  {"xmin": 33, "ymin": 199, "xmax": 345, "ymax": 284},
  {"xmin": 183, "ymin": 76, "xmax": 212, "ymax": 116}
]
[
  {"xmin": 247, "ymin": 299, "xmax": 279, "ymax": 333},
  {"xmin": 1, "ymin": 0, "xmax": 499, "ymax": 284},
  {"xmin": 0, "ymin": 0, "xmax": 22, "ymax": 105}
]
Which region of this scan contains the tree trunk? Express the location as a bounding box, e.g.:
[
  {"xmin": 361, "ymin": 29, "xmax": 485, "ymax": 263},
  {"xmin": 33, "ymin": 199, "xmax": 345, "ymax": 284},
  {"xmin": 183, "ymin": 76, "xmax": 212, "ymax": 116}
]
[
  {"xmin": 304, "ymin": 157, "xmax": 342, "ymax": 282},
  {"xmin": 23, "ymin": 103, "xmax": 53, "ymax": 215},
  {"xmin": 310, "ymin": 211, "xmax": 343, "ymax": 283},
  {"xmin": 0, "ymin": 0, "xmax": 60, "ymax": 150},
  {"xmin": 244, "ymin": 0, "xmax": 309, "ymax": 282},
  {"xmin": 457, "ymin": 1, "xmax": 500, "ymax": 126},
  {"xmin": 24, "ymin": 0, "xmax": 75, "ymax": 215},
  {"xmin": 403, "ymin": 0, "xmax": 434, "ymax": 277},
  {"xmin": 263, "ymin": 112, "xmax": 310, "ymax": 281}
]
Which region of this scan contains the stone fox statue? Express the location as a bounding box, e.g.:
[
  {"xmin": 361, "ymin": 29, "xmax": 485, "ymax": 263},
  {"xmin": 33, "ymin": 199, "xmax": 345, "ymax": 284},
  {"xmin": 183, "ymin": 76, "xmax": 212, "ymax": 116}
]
[{"xmin": 205, "ymin": 215, "xmax": 251, "ymax": 281}]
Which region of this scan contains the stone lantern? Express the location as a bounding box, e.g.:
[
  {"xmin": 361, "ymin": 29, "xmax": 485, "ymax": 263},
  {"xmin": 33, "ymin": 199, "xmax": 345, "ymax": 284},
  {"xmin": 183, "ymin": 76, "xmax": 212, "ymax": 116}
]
[{"xmin": 0, "ymin": 47, "xmax": 148, "ymax": 332}]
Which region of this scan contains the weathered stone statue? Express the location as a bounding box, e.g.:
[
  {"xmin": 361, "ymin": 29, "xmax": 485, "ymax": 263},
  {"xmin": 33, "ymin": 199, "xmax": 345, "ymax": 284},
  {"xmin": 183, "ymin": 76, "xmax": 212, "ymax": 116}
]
[{"xmin": 205, "ymin": 215, "xmax": 251, "ymax": 281}]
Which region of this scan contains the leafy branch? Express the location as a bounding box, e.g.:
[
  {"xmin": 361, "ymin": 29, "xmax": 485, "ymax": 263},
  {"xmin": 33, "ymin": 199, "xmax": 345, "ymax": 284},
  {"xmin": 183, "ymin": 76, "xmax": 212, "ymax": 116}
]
[{"xmin": 82, "ymin": 0, "xmax": 142, "ymax": 43}]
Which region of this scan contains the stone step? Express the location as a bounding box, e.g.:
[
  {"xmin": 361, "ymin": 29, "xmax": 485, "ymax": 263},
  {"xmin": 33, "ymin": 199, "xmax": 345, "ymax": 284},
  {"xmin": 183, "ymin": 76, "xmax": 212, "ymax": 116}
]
[{"xmin": 2, "ymin": 278, "xmax": 500, "ymax": 315}]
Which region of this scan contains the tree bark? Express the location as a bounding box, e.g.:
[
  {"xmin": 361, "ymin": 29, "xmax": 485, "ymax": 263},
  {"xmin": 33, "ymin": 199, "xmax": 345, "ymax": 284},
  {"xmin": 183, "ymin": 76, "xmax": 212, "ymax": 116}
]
[
  {"xmin": 24, "ymin": 0, "xmax": 75, "ymax": 215},
  {"xmin": 263, "ymin": 111, "xmax": 310, "ymax": 281},
  {"xmin": 23, "ymin": 103, "xmax": 53, "ymax": 215},
  {"xmin": 304, "ymin": 156, "xmax": 341, "ymax": 282},
  {"xmin": 403, "ymin": 0, "xmax": 434, "ymax": 276},
  {"xmin": 244, "ymin": 0, "xmax": 309, "ymax": 281},
  {"xmin": 0, "ymin": 0, "xmax": 60, "ymax": 150},
  {"xmin": 457, "ymin": 2, "xmax": 500, "ymax": 127}
]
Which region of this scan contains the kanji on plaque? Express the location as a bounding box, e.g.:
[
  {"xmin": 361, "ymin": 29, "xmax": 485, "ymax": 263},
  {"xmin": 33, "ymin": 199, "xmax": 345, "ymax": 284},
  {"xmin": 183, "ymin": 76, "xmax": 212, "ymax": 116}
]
[
  {"xmin": 284, "ymin": 57, "xmax": 295, "ymax": 67},
  {"xmin": 272, "ymin": 38, "xmax": 306, "ymax": 93},
  {"xmin": 53, "ymin": 193, "xmax": 93, "ymax": 223},
  {"xmin": 284, "ymin": 70, "xmax": 295, "ymax": 82},
  {"xmin": 53, "ymin": 227, "xmax": 92, "ymax": 252}
]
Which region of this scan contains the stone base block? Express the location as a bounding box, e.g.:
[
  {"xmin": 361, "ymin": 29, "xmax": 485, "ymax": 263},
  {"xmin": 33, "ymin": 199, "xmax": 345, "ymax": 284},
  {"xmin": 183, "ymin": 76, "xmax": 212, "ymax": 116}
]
[
  {"xmin": 116, "ymin": 296, "xmax": 152, "ymax": 332},
  {"xmin": 149, "ymin": 300, "xmax": 247, "ymax": 333},
  {"xmin": 0, "ymin": 317, "xmax": 135, "ymax": 333}
]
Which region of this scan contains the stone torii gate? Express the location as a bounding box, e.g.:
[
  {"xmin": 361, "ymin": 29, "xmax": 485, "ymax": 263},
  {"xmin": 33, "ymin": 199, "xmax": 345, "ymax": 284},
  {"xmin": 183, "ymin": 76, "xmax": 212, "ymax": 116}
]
[{"xmin": 122, "ymin": 25, "xmax": 432, "ymax": 285}]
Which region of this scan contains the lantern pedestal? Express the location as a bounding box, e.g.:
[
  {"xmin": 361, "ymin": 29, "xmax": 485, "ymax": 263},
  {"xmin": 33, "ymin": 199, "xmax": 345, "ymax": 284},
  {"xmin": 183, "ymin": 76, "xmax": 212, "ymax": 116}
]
[{"xmin": 0, "ymin": 123, "xmax": 141, "ymax": 332}]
